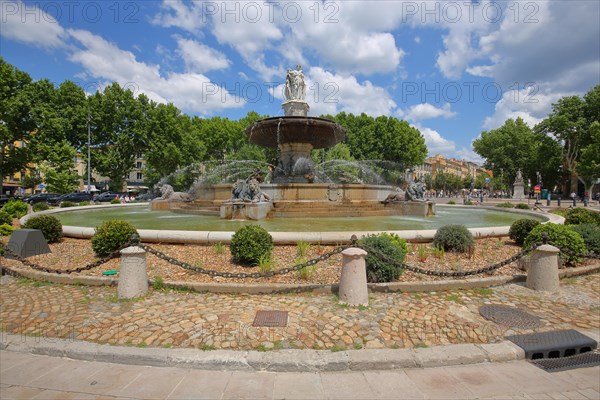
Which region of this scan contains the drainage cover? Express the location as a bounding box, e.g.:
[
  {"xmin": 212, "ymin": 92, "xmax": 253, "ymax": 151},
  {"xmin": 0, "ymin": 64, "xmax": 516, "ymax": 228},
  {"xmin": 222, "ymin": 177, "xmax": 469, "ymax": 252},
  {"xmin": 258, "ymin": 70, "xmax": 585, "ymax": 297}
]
[
  {"xmin": 531, "ymin": 351, "xmax": 600, "ymax": 372},
  {"xmin": 506, "ymin": 329, "xmax": 598, "ymax": 360},
  {"xmin": 479, "ymin": 305, "xmax": 541, "ymax": 329},
  {"xmin": 253, "ymin": 310, "xmax": 288, "ymax": 327}
]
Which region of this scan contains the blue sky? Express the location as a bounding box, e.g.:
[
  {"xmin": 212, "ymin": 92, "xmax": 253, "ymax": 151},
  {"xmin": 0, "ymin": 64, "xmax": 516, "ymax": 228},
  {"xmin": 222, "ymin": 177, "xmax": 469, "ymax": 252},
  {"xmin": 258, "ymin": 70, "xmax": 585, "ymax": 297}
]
[{"xmin": 2, "ymin": 0, "xmax": 599, "ymax": 163}]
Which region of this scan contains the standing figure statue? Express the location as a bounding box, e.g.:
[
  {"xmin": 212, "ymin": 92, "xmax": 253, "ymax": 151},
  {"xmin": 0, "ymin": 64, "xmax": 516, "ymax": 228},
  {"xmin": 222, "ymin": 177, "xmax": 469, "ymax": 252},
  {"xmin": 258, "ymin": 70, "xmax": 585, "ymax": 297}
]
[{"xmin": 284, "ymin": 65, "xmax": 306, "ymax": 101}]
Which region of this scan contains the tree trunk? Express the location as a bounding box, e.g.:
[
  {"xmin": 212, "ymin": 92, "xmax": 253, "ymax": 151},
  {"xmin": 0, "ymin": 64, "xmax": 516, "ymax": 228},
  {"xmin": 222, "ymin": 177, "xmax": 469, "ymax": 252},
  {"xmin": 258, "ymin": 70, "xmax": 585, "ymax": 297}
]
[{"xmin": 570, "ymin": 170, "xmax": 579, "ymax": 194}]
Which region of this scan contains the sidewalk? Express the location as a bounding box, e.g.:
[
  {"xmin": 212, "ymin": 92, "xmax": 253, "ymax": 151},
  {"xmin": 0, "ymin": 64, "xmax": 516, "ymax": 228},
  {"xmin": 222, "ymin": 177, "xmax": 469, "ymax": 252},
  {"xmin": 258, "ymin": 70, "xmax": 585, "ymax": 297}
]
[{"xmin": 1, "ymin": 350, "xmax": 599, "ymax": 399}]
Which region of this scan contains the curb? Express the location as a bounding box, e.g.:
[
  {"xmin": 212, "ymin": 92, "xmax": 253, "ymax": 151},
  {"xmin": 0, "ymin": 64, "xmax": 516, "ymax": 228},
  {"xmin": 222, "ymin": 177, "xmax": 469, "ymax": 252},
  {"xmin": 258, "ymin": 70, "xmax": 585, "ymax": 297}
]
[
  {"xmin": 0, "ymin": 333, "xmax": 525, "ymax": 372},
  {"xmin": 1, "ymin": 262, "xmax": 598, "ymax": 294}
]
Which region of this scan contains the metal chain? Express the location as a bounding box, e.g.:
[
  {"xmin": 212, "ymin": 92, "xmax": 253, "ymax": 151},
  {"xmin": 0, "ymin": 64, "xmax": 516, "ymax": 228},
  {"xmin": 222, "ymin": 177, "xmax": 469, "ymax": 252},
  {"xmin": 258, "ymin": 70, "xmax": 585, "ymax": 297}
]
[
  {"xmin": 2, "ymin": 244, "xmax": 126, "ymax": 275},
  {"xmin": 138, "ymin": 243, "xmax": 351, "ymax": 279},
  {"xmin": 358, "ymin": 242, "xmax": 541, "ymax": 278}
]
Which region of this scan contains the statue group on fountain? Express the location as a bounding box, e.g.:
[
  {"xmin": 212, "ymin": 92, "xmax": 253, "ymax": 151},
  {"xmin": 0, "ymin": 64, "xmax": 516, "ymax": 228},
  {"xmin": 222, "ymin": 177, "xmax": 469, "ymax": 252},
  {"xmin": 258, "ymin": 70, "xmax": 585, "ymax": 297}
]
[
  {"xmin": 284, "ymin": 64, "xmax": 306, "ymax": 102},
  {"xmin": 226, "ymin": 178, "xmax": 271, "ymax": 203}
]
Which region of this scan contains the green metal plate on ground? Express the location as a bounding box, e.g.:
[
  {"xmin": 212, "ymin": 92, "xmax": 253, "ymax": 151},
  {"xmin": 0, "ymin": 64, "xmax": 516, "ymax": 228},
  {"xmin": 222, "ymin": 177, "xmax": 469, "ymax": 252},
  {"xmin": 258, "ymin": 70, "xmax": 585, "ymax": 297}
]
[{"xmin": 102, "ymin": 270, "xmax": 118, "ymax": 276}]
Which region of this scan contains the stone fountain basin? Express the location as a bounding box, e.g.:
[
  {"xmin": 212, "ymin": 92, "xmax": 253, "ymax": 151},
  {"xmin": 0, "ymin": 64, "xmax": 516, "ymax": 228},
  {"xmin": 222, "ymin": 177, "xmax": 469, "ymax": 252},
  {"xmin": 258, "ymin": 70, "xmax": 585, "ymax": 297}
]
[{"xmin": 246, "ymin": 116, "xmax": 346, "ymax": 149}]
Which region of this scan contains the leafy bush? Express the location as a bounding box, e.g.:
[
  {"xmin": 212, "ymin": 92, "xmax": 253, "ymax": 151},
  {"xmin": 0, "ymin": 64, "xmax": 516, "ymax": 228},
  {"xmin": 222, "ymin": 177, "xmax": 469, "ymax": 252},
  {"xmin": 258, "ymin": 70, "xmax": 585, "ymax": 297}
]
[
  {"xmin": 32, "ymin": 202, "xmax": 50, "ymax": 212},
  {"xmin": 496, "ymin": 202, "xmax": 514, "ymax": 208},
  {"xmin": 515, "ymin": 203, "xmax": 530, "ymax": 210},
  {"xmin": 447, "ymin": 200, "xmax": 456, "ymax": 205},
  {"xmin": 568, "ymin": 223, "xmax": 600, "ymax": 254},
  {"xmin": 60, "ymin": 201, "xmax": 77, "ymax": 208},
  {"xmin": 358, "ymin": 233, "xmax": 407, "ymax": 283},
  {"xmin": 464, "ymin": 200, "xmax": 474, "ymax": 205},
  {"xmin": 550, "ymin": 208, "xmax": 568, "ymax": 217},
  {"xmin": 564, "ymin": 208, "xmax": 600, "ymax": 226},
  {"xmin": 509, "ymin": 219, "xmax": 541, "ymax": 246},
  {"xmin": 432, "ymin": 224, "xmax": 474, "ymax": 253},
  {"xmin": 23, "ymin": 215, "xmax": 63, "ymax": 243},
  {"xmin": 110, "ymin": 198, "xmax": 121, "ymax": 204},
  {"xmin": 230, "ymin": 225, "xmax": 273, "ymax": 266},
  {"xmin": 0, "ymin": 223, "xmax": 14, "ymax": 236},
  {"xmin": 0, "ymin": 210, "xmax": 12, "ymax": 226},
  {"xmin": 2, "ymin": 199, "xmax": 28, "ymax": 218},
  {"xmin": 78, "ymin": 201, "xmax": 91, "ymax": 206},
  {"xmin": 523, "ymin": 223, "xmax": 587, "ymax": 265},
  {"xmin": 91, "ymin": 220, "xmax": 138, "ymax": 256}
]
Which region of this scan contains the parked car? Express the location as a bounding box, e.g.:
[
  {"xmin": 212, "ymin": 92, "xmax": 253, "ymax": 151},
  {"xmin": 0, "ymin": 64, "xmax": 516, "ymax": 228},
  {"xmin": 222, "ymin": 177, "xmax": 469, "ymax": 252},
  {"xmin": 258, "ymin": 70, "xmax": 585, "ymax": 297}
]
[
  {"xmin": 93, "ymin": 192, "xmax": 120, "ymax": 202},
  {"xmin": 48, "ymin": 192, "xmax": 93, "ymax": 206},
  {"xmin": 24, "ymin": 193, "xmax": 60, "ymax": 205}
]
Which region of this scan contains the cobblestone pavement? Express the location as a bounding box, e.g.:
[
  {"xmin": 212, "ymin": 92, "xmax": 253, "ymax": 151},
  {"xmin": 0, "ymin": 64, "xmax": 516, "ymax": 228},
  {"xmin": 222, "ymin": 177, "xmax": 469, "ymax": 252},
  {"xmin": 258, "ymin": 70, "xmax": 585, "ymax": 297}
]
[{"xmin": 1, "ymin": 274, "xmax": 598, "ymax": 351}]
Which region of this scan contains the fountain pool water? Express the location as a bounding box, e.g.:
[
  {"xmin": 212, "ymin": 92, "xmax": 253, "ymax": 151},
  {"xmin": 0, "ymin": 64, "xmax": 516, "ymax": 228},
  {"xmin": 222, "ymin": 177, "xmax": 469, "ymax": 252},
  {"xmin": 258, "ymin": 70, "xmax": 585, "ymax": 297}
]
[{"xmin": 53, "ymin": 204, "xmax": 546, "ymax": 232}]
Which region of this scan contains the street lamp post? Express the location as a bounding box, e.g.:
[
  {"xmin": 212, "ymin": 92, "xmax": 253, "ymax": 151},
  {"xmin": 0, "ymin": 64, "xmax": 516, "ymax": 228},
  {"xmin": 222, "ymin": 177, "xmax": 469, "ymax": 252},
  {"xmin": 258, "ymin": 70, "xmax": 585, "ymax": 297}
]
[{"xmin": 87, "ymin": 111, "xmax": 91, "ymax": 194}]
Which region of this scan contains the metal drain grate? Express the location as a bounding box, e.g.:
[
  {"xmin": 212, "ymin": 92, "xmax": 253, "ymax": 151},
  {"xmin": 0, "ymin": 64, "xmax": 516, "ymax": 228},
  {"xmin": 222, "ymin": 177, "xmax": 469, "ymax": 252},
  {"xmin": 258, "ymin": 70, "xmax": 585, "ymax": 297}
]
[
  {"xmin": 506, "ymin": 329, "xmax": 598, "ymax": 360},
  {"xmin": 479, "ymin": 304, "xmax": 541, "ymax": 329},
  {"xmin": 253, "ymin": 310, "xmax": 288, "ymax": 327},
  {"xmin": 531, "ymin": 351, "xmax": 600, "ymax": 372}
]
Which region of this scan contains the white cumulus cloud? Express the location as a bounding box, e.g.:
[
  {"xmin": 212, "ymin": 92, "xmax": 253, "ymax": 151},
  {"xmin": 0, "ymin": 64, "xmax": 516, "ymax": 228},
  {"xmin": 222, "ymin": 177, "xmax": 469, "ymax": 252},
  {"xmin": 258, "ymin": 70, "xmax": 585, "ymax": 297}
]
[
  {"xmin": 0, "ymin": 0, "xmax": 67, "ymax": 49},
  {"xmin": 175, "ymin": 36, "xmax": 230, "ymax": 73},
  {"xmin": 404, "ymin": 103, "xmax": 457, "ymax": 121}
]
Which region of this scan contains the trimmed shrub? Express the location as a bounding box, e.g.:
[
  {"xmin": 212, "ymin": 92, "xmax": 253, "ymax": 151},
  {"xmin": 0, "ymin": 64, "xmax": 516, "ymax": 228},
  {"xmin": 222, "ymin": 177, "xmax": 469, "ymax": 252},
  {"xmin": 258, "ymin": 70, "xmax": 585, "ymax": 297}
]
[
  {"xmin": 0, "ymin": 223, "xmax": 14, "ymax": 236},
  {"xmin": 32, "ymin": 202, "xmax": 50, "ymax": 212},
  {"xmin": 464, "ymin": 200, "xmax": 474, "ymax": 205},
  {"xmin": 60, "ymin": 201, "xmax": 77, "ymax": 208},
  {"xmin": 230, "ymin": 225, "xmax": 273, "ymax": 266},
  {"xmin": 78, "ymin": 201, "xmax": 91, "ymax": 206},
  {"xmin": 515, "ymin": 203, "xmax": 530, "ymax": 210},
  {"xmin": 358, "ymin": 233, "xmax": 407, "ymax": 283},
  {"xmin": 496, "ymin": 202, "xmax": 514, "ymax": 208},
  {"xmin": 0, "ymin": 210, "xmax": 12, "ymax": 226},
  {"xmin": 447, "ymin": 200, "xmax": 456, "ymax": 205},
  {"xmin": 91, "ymin": 220, "xmax": 138, "ymax": 256},
  {"xmin": 564, "ymin": 208, "xmax": 600, "ymax": 226},
  {"xmin": 433, "ymin": 224, "xmax": 474, "ymax": 253},
  {"xmin": 2, "ymin": 199, "xmax": 28, "ymax": 218},
  {"xmin": 569, "ymin": 223, "xmax": 600, "ymax": 254},
  {"xmin": 523, "ymin": 223, "xmax": 587, "ymax": 265},
  {"xmin": 509, "ymin": 219, "xmax": 541, "ymax": 246},
  {"xmin": 110, "ymin": 198, "xmax": 121, "ymax": 204},
  {"xmin": 23, "ymin": 215, "xmax": 63, "ymax": 243}
]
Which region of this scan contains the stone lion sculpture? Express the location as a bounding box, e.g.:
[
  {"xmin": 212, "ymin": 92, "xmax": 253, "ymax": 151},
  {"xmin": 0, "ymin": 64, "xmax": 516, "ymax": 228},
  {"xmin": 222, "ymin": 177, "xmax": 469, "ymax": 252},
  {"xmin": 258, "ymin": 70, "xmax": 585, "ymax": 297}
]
[
  {"xmin": 382, "ymin": 188, "xmax": 405, "ymax": 204},
  {"xmin": 247, "ymin": 179, "xmax": 271, "ymax": 203},
  {"xmin": 405, "ymin": 182, "xmax": 427, "ymax": 201},
  {"xmin": 226, "ymin": 179, "xmax": 271, "ymax": 203},
  {"xmin": 157, "ymin": 184, "xmax": 192, "ymax": 202}
]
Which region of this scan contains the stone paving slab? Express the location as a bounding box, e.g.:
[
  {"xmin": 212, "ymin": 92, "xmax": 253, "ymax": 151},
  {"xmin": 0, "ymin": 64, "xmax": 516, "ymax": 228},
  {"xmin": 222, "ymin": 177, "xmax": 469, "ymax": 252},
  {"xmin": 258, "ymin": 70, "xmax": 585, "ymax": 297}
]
[{"xmin": 2, "ymin": 351, "xmax": 599, "ymax": 400}]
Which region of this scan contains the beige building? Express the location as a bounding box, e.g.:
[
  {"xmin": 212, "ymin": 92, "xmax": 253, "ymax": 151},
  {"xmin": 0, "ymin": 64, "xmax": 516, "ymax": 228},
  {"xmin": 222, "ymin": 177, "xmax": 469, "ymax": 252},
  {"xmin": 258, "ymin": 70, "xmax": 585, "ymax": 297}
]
[
  {"xmin": 414, "ymin": 155, "xmax": 488, "ymax": 181},
  {"xmin": 74, "ymin": 153, "xmax": 148, "ymax": 192}
]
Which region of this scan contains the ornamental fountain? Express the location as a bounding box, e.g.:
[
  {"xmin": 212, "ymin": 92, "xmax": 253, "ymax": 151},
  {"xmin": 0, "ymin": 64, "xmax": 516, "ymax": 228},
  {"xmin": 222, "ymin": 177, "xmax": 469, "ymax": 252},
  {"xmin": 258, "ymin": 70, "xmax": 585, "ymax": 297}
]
[{"xmin": 152, "ymin": 65, "xmax": 435, "ymax": 220}]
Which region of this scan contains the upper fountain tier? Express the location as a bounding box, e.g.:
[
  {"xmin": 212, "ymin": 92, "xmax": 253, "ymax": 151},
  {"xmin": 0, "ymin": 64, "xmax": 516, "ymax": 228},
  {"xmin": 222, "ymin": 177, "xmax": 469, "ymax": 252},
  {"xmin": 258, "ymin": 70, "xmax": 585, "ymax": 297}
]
[{"xmin": 245, "ymin": 116, "xmax": 346, "ymax": 149}]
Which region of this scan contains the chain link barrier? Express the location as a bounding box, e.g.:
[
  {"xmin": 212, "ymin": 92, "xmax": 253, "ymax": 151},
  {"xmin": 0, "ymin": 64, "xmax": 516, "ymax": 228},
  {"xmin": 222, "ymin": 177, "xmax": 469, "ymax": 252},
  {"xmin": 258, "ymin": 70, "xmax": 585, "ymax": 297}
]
[
  {"xmin": 137, "ymin": 242, "xmax": 351, "ymax": 279},
  {"xmin": 357, "ymin": 242, "xmax": 542, "ymax": 278},
  {"xmin": 1, "ymin": 244, "xmax": 127, "ymax": 275}
]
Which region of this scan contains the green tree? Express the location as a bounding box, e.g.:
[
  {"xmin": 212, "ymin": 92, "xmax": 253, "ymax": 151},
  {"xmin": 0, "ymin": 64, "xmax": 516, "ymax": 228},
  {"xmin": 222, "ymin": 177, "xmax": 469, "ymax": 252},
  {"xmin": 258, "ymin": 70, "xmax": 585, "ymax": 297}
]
[
  {"xmin": 474, "ymin": 118, "xmax": 561, "ymax": 192},
  {"xmin": 577, "ymin": 121, "xmax": 600, "ymax": 192},
  {"xmin": 536, "ymin": 85, "xmax": 599, "ymax": 194},
  {"xmin": 0, "ymin": 58, "xmax": 36, "ymax": 194},
  {"xmin": 88, "ymin": 83, "xmax": 147, "ymax": 191},
  {"xmin": 40, "ymin": 140, "xmax": 80, "ymax": 193}
]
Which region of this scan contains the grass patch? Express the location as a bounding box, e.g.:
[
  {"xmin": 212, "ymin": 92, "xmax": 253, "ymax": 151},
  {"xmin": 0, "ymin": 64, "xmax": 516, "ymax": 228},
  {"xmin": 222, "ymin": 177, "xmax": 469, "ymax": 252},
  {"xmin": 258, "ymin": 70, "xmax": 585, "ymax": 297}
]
[
  {"xmin": 353, "ymin": 343, "xmax": 363, "ymax": 350},
  {"xmin": 330, "ymin": 345, "xmax": 344, "ymax": 352},
  {"xmin": 472, "ymin": 287, "xmax": 493, "ymax": 297},
  {"xmin": 212, "ymin": 242, "xmax": 226, "ymax": 255},
  {"xmin": 445, "ymin": 294, "xmax": 463, "ymax": 304},
  {"xmin": 200, "ymin": 344, "xmax": 215, "ymax": 351},
  {"xmin": 152, "ymin": 276, "xmax": 165, "ymax": 291},
  {"xmin": 255, "ymin": 344, "xmax": 269, "ymax": 352},
  {"xmin": 415, "ymin": 342, "xmax": 428, "ymax": 348}
]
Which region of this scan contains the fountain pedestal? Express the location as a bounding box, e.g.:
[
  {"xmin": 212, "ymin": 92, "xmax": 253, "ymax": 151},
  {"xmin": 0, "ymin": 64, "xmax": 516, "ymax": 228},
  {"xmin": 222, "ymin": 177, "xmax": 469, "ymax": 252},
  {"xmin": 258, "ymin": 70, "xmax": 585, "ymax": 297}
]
[
  {"xmin": 220, "ymin": 202, "xmax": 273, "ymax": 220},
  {"xmin": 282, "ymin": 100, "xmax": 310, "ymax": 117}
]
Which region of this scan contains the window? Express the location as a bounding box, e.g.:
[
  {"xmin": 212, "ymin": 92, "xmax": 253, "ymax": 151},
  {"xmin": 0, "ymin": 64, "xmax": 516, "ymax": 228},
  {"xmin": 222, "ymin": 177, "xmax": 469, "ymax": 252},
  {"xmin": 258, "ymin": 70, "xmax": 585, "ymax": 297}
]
[
  {"xmin": 136, "ymin": 161, "xmax": 143, "ymax": 169},
  {"xmin": 136, "ymin": 172, "xmax": 143, "ymax": 180}
]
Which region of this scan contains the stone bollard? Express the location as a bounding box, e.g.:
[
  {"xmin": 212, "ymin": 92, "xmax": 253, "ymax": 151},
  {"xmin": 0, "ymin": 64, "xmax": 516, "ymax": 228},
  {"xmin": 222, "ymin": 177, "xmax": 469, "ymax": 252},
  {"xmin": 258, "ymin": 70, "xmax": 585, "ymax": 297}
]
[
  {"xmin": 338, "ymin": 248, "xmax": 369, "ymax": 306},
  {"xmin": 526, "ymin": 244, "xmax": 560, "ymax": 291},
  {"xmin": 118, "ymin": 246, "xmax": 148, "ymax": 299}
]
